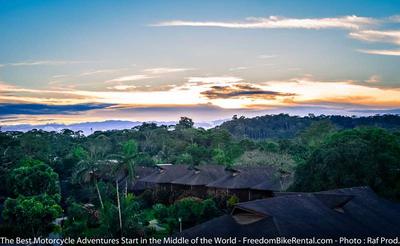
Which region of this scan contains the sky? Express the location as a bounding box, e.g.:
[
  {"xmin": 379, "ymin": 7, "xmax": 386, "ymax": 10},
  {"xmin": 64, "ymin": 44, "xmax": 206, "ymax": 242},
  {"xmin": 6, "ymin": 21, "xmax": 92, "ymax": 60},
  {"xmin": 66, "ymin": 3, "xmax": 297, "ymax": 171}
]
[{"xmin": 1, "ymin": 0, "xmax": 400, "ymax": 125}]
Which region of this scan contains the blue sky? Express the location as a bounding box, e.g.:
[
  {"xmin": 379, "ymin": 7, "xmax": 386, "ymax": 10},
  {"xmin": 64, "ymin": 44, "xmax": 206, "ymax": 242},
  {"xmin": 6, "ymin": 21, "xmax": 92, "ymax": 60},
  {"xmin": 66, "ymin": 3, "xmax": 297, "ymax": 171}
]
[{"xmin": 1, "ymin": 0, "xmax": 400, "ymax": 124}]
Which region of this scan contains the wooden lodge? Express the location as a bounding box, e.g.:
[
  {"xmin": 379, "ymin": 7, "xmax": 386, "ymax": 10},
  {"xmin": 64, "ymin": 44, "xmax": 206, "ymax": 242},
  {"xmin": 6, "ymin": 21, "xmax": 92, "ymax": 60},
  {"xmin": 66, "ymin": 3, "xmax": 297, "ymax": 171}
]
[
  {"xmin": 171, "ymin": 165, "xmax": 229, "ymax": 198},
  {"xmin": 179, "ymin": 187, "xmax": 400, "ymax": 239},
  {"xmin": 137, "ymin": 164, "xmax": 288, "ymax": 202}
]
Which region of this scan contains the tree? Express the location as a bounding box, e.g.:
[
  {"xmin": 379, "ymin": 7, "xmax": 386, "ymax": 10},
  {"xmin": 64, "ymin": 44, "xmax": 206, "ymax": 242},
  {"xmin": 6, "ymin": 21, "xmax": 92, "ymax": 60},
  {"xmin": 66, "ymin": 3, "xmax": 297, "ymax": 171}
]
[
  {"xmin": 62, "ymin": 202, "xmax": 92, "ymax": 238},
  {"xmin": 89, "ymin": 195, "xmax": 144, "ymax": 238},
  {"xmin": 72, "ymin": 161, "xmax": 105, "ymax": 208},
  {"xmin": 298, "ymin": 120, "xmax": 336, "ymax": 148},
  {"xmin": 166, "ymin": 198, "xmax": 221, "ymax": 230},
  {"xmin": 2, "ymin": 194, "xmax": 62, "ymax": 237},
  {"xmin": 292, "ymin": 128, "xmax": 400, "ymax": 200},
  {"xmin": 107, "ymin": 140, "xmax": 140, "ymax": 232},
  {"xmin": 9, "ymin": 159, "xmax": 60, "ymax": 197},
  {"xmin": 72, "ymin": 136, "xmax": 111, "ymax": 209},
  {"xmin": 177, "ymin": 117, "xmax": 194, "ymax": 129},
  {"xmin": 235, "ymin": 149, "xmax": 295, "ymax": 174},
  {"xmin": 212, "ymin": 148, "xmax": 231, "ymax": 166},
  {"xmin": 117, "ymin": 140, "xmax": 139, "ymax": 196}
]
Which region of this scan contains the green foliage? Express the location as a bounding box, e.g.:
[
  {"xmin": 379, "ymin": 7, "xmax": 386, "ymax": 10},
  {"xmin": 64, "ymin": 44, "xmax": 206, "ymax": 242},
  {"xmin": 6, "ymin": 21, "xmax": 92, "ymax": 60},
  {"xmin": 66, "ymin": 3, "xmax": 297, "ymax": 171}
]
[
  {"xmin": 235, "ymin": 150, "xmax": 296, "ymax": 174},
  {"xmin": 212, "ymin": 148, "xmax": 231, "ymax": 166},
  {"xmin": 72, "ymin": 146, "xmax": 89, "ymax": 160},
  {"xmin": 9, "ymin": 159, "xmax": 60, "ymax": 197},
  {"xmin": 201, "ymin": 198, "xmax": 220, "ymax": 220},
  {"xmin": 177, "ymin": 117, "xmax": 194, "ymax": 129},
  {"xmin": 62, "ymin": 202, "xmax": 92, "ymax": 238},
  {"xmin": 152, "ymin": 198, "xmax": 221, "ymax": 232},
  {"xmin": 2, "ymin": 194, "xmax": 62, "ymax": 237},
  {"xmin": 227, "ymin": 195, "xmax": 239, "ymax": 210},
  {"xmin": 220, "ymin": 113, "xmax": 400, "ymax": 140},
  {"xmin": 292, "ymin": 127, "xmax": 400, "ymax": 200},
  {"xmin": 298, "ymin": 120, "xmax": 336, "ymax": 149},
  {"xmin": 123, "ymin": 140, "xmax": 138, "ymax": 157},
  {"xmin": 176, "ymin": 153, "xmax": 194, "ymax": 165},
  {"xmin": 152, "ymin": 203, "xmax": 169, "ymax": 221},
  {"xmin": 169, "ymin": 198, "xmax": 204, "ymax": 228},
  {"xmin": 65, "ymin": 195, "xmax": 146, "ymax": 238},
  {"xmin": 3, "ymin": 115, "xmax": 400, "ymax": 237}
]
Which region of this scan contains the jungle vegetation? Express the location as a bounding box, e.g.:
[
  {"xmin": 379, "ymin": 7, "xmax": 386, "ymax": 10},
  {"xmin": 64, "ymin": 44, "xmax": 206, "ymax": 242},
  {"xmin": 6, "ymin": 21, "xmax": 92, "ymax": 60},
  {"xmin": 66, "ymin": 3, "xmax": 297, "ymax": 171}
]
[{"xmin": 0, "ymin": 114, "xmax": 400, "ymax": 238}]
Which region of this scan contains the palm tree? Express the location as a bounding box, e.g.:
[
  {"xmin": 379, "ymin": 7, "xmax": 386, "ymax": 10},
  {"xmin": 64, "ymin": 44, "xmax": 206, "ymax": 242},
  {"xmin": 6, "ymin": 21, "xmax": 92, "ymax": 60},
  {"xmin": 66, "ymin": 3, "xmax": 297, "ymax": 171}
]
[
  {"xmin": 104, "ymin": 140, "xmax": 139, "ymax": 233},
  {"xmin": 109, "ymin": 140, "xmax": 139, "ymax": 197},
  {"xmin": 72, "ymin": 154, "xmax": 106, "ymax": 209},
  {"xmin": 72, "ymin": 157, "xmax": 105, "ymax": 208},
  {"xmin": 71, "ymin": 135, "xmax": 111, "ymax": 209}
]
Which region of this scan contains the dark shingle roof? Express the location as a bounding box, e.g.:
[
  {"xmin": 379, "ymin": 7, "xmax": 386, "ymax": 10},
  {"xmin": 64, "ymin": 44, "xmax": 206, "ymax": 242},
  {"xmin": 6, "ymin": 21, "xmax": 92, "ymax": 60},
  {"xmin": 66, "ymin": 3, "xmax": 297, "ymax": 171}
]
[
  {"xmin": 181, "ymin": 214, "xmax": 279, "ymax": 238},
  {"xmin": 206, "ymin": 166, "xmax": 276, "ymax": 189},
  {"xmin": 180, "ymin": 187, "xmax": 400, "ymax": 238},
  {"xmin": 250, "ymin": 178, "xmax": 283, "ymax": 192},
  {"xmin": 139, "ymin": 164, "xmax": 191, "ymax": 184},
  {"xmin": 172, "ymin": 165, "xmax": 228, "ymax": 186},
  {"xmin": 127, "ymin": 166, "xmax": 158, "ymax": 191}
]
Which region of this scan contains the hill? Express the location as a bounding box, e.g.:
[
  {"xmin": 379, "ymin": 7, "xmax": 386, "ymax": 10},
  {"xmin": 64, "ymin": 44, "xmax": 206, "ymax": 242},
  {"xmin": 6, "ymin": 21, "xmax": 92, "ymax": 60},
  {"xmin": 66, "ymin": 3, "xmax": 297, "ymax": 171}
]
[{"xmin": 218, "ymin": 114, "xmax": 400, "ymax": 140}]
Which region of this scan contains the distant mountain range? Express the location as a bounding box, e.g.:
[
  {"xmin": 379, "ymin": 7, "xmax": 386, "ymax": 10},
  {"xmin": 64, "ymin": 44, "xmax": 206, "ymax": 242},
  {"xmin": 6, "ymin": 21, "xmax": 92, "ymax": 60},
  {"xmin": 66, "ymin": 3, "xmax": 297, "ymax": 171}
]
[
  {"xmin": 3, "ymin": 113, "xmax": 400, "ymax": 138},
  {"xmin": 0, "ymin": 119, "xmax": 227, "ymax": 135}
]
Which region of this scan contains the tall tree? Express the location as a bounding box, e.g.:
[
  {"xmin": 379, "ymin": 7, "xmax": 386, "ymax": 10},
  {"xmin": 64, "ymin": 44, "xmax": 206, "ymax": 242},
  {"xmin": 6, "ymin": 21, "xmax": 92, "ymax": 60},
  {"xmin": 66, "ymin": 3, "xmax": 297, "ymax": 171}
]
[
  {"xmin": 292, "ymin": 128, "xmax": 400, "ymax": 200},
  {"xmin": 110, "ymin": 140, "xmax": 139, "ymax": 197},
  {"xmin": 9, "ymin": 159, "xmax": 60, "ymax": 197},
  {"xmin": 72, "ymin": 135, "xmax": 111, "ymax": 209}
]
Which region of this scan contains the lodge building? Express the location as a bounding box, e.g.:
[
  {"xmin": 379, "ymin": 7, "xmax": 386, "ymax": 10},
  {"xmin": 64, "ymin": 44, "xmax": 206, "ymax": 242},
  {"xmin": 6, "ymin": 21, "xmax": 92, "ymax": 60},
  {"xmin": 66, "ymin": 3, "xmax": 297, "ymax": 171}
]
[
  {"xmin": 133, "ymin": 164, "xmax": 290, "ymax": 201},
  {"xmin": 178, "ymin": 187, "xmax": 400, "ymax": 239}
]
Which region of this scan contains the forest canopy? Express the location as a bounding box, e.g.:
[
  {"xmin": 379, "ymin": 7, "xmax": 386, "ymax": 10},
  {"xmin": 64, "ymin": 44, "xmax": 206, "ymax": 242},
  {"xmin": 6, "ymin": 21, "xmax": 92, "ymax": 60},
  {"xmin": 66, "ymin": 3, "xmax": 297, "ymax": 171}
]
[{"xmin": 1, "ymin": 114, "xmax": 400, "ymax": 237}]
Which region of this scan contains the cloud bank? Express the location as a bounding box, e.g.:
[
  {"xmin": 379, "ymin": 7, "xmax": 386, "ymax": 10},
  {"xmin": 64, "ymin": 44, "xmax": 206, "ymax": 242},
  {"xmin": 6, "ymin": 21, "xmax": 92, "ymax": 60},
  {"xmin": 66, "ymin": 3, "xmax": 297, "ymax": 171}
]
[
  {"xmin": 154, "ymin": 15, "xmax": 400, "ymax": 56},
  {"xmin": 153, "ymin": 15, "xmax": 376, "ymax": 30}
]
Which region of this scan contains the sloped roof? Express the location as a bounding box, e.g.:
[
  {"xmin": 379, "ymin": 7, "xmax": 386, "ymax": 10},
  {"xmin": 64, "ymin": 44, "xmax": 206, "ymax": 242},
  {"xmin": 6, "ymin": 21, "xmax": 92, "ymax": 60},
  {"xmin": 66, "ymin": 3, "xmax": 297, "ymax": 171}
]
[
  {"xmin": 250, "ymin": 178, "xmax": 283, "ymax": 192},
  {"xmin": 206, "ymin": 166, "xmax": 276, "ymax": 189},
  {"xmin": 139, "ymin": 164, "xmax": 191, "ymax": 184},
  {"xmin": 315, "ymin": 186, "xmax": 400, "ymax": 234},
  {"xmin": 180, "ymin": 187, "xmax": 400, "ymax": 238},
  {"xmin": 172, "ymin": 165, "xmax": 229, "ymax": 186},
  {"xmin": 180, "ymin": 214, "xmax": 279, "ymax": 238},
  {"xmin": 127, "ymin": 166, "xmax": 158, "ymax": 191}
]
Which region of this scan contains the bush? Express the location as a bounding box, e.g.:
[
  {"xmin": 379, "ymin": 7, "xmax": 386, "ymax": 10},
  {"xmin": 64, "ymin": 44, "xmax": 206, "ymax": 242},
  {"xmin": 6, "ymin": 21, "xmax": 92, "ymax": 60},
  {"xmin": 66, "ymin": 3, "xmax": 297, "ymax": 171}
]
[
  {"xmin": 227, "ymin": 195, "xmax": 239, "ymax": 210},
  {"xmin": 2, "ymin": 194, "xmax": 62, "ymax": 237}
]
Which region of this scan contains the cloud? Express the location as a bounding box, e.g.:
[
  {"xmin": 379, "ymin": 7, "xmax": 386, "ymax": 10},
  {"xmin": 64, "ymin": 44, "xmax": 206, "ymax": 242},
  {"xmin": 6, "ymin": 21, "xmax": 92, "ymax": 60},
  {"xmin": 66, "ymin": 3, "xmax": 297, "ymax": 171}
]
[
  {"xmin": 154, "ymin": 15, "xmax": 400, "ymax": 57},
  {"xmin": 52, "ymin": 74, "xmax": 68, "ymax": 79},
  {"xmin": 258, "ymin": 54, "xmax": 276, "ymax": 59},
  {"xmin": 388, "ymin": 15, "xmax": 400, "ymax": 22},
  {"xmin": 262, "ymin": 79, "xmax": 400, "ymax": 107},
  {"xmin": 187, "ymin": 76, "xmax": 243, "ymax": 84},
  {"xmin": 352, "ymin": 30, "xmax": 400, "ymax": 56},
  {"xmin": 201, "ymin": 84, "xmax": 295, "ymax": 100},
  {"xmin": 229, "ymin": 66, "xmax": 249, "ymax": 71},
  {"xmin": 3, "ymin": 74, "xmax": 400, "ymax": 120},
  {"xmin": 357, "ymin": 49, "xmax": 400, "ymax": 56},
  {"xmin": 143, "ymin": 67, "xmax": 194, "ymax": 74},
  {"xmin": 0, "ymin": 103, "xmax": 112, "ymax": 116},
  {"xmin": 153, "ymin": 15, "xmax": 376, "ymax": 30},
  {"xmin": 80, "ymin": 69, "xmax": 124, "ymax": 76},
  {"xmin": 106, "ymin": 74, "xmax": 155, "ymax": 83},
  {"xmin": 5, "ymin": 60, "xmax": 90, "ymax": 66},
  {"xmin": 107, "ymin": 85, "xmax": 137, "ymax": 91},
  {"xmin": 349, "ymin": 30, "xmax": 400, "ymax": 45},
  {"xmin": 107, "ymin": 84, "xmax": 176, "ymax": 92},
  {"xmin": 0, "ymin": 81, "xmax": 98, "ymax": 104},
  {"xmin": 365, "ymin": 75, "xmax": 381, "ymax": 83}
]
